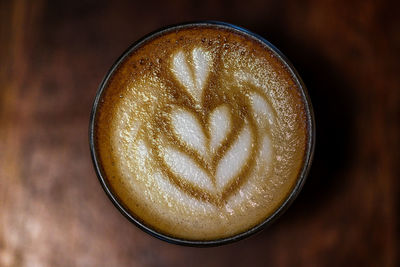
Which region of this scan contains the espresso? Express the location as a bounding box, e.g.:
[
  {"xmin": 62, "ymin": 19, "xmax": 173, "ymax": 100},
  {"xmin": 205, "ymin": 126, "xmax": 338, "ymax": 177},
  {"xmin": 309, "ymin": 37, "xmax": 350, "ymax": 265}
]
[{"xmin": 92, "ymin": 23, "xmax": 312, "ymax": 241}]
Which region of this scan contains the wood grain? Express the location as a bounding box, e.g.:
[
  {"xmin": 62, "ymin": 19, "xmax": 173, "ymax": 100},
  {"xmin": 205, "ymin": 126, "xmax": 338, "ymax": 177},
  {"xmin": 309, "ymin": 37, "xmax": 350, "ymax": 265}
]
[{"xmin": 1, "ymin": 0, "xmax": 398, "ymax": 266}]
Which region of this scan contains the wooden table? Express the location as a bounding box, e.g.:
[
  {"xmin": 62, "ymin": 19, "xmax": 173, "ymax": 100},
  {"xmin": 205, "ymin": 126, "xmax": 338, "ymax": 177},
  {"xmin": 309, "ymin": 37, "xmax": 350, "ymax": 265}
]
[{"xmin": 1, "ymin": 0, "xmax": 398, "ymax": 266}]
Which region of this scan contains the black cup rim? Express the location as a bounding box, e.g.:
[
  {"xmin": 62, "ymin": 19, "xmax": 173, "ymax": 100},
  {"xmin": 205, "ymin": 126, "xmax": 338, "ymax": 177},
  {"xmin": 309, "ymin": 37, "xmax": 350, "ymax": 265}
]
[{"xmin": 89, "ymin": 21, "xmax": 315, "ymax": 247}]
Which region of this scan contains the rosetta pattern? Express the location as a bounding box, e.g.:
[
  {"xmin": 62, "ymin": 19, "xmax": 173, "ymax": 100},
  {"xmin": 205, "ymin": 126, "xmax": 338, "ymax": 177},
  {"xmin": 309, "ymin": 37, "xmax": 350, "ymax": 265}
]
[{"xmin": 143, "ymin": 47, "xmax": 274, "ymax": 205}]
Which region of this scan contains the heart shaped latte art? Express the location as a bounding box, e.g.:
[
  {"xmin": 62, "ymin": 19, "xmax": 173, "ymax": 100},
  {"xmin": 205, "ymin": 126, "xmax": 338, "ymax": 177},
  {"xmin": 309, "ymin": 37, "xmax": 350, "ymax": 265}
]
[{"xmin": 143, "ymin": 47, "xmax": 275, "ymax": 204}]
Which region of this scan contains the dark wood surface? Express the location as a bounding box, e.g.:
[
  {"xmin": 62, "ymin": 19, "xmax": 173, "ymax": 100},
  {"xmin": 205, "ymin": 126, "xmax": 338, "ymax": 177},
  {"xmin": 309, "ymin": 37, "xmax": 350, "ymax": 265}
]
[{"xmin": 1, "ymin": 0, "xmax": 398, "ymax": 266}]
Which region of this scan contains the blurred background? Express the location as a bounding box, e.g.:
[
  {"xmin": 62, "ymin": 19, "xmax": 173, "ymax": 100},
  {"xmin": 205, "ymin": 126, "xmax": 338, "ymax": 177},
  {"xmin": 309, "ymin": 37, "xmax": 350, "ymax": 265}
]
[{"xmin": 0, "ymin": 0, "xmax": 399, "ymax": 266}]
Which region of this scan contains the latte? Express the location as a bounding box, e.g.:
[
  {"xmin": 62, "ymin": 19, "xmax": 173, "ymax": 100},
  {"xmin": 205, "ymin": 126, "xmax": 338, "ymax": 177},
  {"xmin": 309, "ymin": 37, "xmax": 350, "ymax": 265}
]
[{"xmin": 90, "ymin": 22, "xmax": 314, "ymax": 243}]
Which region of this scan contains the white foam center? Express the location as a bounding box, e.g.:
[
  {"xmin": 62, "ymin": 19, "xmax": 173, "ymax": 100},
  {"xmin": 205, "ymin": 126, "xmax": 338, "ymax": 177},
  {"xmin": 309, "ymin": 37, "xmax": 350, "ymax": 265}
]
[
  {"xmin": 171, "ymin": 48, "xmax": 211, "ymax": 103},
  {"xmin": 216, "ymin": 124, "xmax": 252, "ymax": 189},
  {"xmin": 171, "ymin": 107, "xmax": 206, "ymax": 156},
  {"xmin": 192, "ymin": 48, "xmax": 210, "ymax": 94},
  {"xmin": 166, "ymin": 103, "xmax": 253, "ymax": 193},
  {"xmin": 209, "ymin": 105, "xmax": 231, "ymax": 154},
  {"xmin": 163, "ymin": 147, "xmax": 214, "ymax": 192}
]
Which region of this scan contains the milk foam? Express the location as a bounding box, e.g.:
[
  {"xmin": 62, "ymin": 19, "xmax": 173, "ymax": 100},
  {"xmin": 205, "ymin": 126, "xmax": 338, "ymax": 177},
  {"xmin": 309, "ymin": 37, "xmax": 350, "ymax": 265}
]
[
  {"xmin": 95, "ymin": 26, "xmax": 309, "ymax": 240},
  {"xmin": 163, "ymin": 49, "xmax": 270, "ymax": 198},
  {"xmin": 215, "ymin": 124, "xmax": 252, "ymax": 189},
  {"xmin": 171, "ymin": 48, "xmax": 211, "ymax": 104},
  {"xmin": 209, "ymin": 105, "xmax": 231, "ymax": 153},
  {"xmin": 170, "ymin": 107, "xmax": 207, "ymax": 156},
  {"xmin": 164, "ymin": 147, "xmax": 215, "ymax": 192}
]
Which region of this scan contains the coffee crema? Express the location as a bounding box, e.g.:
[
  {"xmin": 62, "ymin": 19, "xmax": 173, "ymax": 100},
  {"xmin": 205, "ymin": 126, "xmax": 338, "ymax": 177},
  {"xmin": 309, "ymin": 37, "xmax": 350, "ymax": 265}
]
[{"xmin": 92, "ymin": 23, "xmax": 312, "ymax": 242}]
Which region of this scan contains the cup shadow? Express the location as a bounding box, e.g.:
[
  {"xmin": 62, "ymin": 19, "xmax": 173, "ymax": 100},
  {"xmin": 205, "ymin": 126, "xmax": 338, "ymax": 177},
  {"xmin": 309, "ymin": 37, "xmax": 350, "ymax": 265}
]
[{"xmin": 250, "ymin": 25, "xmax": 356, "ymax": 227}]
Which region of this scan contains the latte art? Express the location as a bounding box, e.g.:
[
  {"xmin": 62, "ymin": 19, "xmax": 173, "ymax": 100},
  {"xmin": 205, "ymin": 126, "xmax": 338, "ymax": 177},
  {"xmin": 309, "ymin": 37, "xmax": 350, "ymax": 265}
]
[
  {"xmin": 92, "ymin": 23, "xmax": 313, "ymax": 242},
  {"xmin": 149, "ymin": 47, "xmax": 270, "ymax": 205}
]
